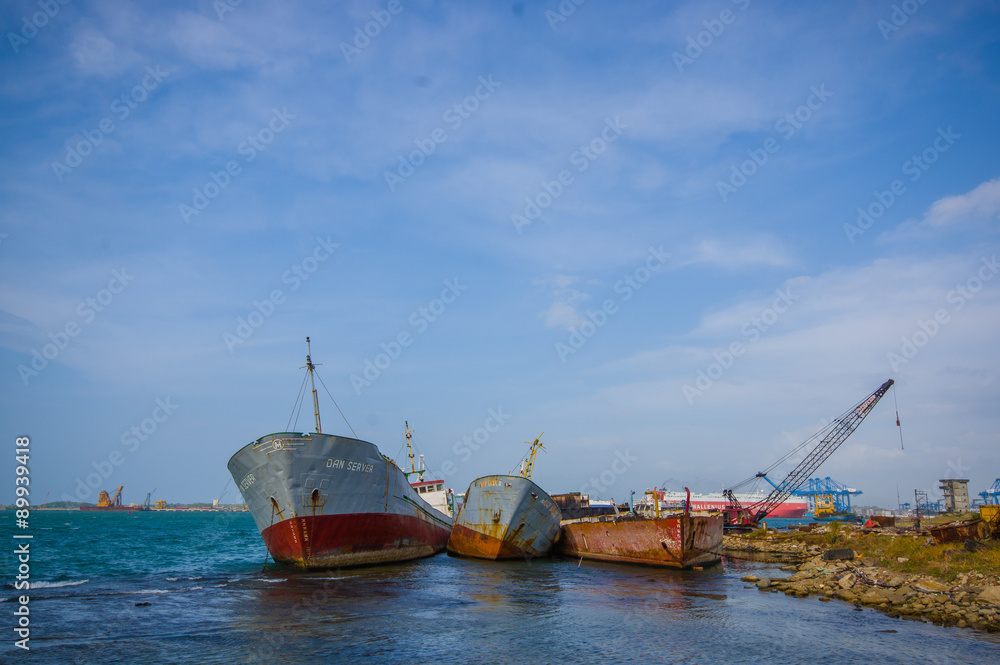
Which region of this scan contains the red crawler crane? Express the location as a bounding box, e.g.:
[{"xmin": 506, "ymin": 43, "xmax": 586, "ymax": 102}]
[{"xmin": 723, "ymin": 379, "xmax": 896, "ymax": 529}]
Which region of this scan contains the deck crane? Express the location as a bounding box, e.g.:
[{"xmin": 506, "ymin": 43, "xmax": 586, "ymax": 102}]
[
  {"xmin": 97, "ymin": 485, "xmax": 125, "ymax": 508},
  {"xmin": 723, "ymin": 379, "xmax": 895, "ymax": 528},
  {"xmin": 519, "ymin": 433, "xmax": 545, "ymax": 480}
]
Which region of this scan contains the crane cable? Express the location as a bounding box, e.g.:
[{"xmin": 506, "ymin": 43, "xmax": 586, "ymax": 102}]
[
  {"xmin": 727, "ymin": 382, "xmax": 891, "ymax": 492},
  {"xmin": 893, "ymin": 384, "xmax": 904, "ymax": 450}
]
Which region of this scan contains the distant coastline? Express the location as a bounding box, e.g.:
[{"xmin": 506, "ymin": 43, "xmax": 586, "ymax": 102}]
[{"xmin": 1, "ymin": 502, "xmax": 248, "ymax": 511}]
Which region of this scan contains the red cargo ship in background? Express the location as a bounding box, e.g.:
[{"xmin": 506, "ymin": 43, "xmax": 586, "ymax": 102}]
[{"xmin": 652, "ymin": 489, "xmax": 807, "ymax": 518}]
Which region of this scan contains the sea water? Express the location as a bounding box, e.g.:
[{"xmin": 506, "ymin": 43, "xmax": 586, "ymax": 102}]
[{"xmin": 3, "ymin": 510, "xmax": 998, "ymax": 664}]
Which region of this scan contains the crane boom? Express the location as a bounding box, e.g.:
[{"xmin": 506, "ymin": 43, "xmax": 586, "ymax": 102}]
[
  {"xmin": 726, "ymin": 379, "xmax": 894, "ymax": 527},
  {"xmin": 519, "ymin": 433, "xmax": 545, "ymax": 480}
]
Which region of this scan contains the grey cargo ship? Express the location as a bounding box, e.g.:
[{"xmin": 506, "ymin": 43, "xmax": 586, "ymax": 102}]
[{"xmin": 228, "ymin": 339, "xmax": 452, "ymax": 569}]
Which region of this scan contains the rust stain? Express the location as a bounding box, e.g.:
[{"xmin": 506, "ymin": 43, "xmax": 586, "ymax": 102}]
[
  {"xmin": 928, "ymin": 519, "xmax": 986, "ymax": 545},
  {"xmin": 448, "ymin": 474, "xmax": 562, "ymax": 560}
]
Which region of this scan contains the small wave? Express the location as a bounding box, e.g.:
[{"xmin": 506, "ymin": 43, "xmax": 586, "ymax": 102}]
[
  {"xmin": 188, "ymin": 576, "xmax": 203, "ymax": 581},
  {"xmin": 188, "ymin": 586, "xmax": 204, "ymax": 591},
  {"xmin": 165, "ymin": 577, "xmax": 179, "ymax": 582},
  {"xmin": 130, "ymin": 589, "xmax": 171, "ymax": 595},
  {"xmin": 255, "ymin": 578, "xmax": 287, "ymax": 583},
  {"xmin": 31, "ymin": 579, "xmax": 89, "ymax": 589}
]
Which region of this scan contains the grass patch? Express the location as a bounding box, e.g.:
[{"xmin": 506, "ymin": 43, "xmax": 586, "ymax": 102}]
[
  {"xmin": 794, "ymin": 530, "xmax": 1000, "ymax": 582},
  {"xmin": 826, "ymin": 520, "xmax": 842, "ymax": 545}
]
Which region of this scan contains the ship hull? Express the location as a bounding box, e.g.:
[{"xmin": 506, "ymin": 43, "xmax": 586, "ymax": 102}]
[
  {"xmin": 228, "ymin": 432, "xmax": 452, "ymax": 570},
  {"xmin": 447, "ymin": 475, "xmax": 562, "ymax": 560},
  {"xmin": 558, "ymin": 514, "xmax": 723, "ymax": 569}
]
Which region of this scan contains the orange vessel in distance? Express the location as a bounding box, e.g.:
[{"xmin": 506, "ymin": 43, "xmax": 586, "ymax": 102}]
[{"xmin": 79, "ymin": 486, "xmax": 151, "ymax": 511}]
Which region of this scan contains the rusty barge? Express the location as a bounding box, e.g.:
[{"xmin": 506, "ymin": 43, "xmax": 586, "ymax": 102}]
[
  {"xmin": 558, "ymin": 493, "xmax": 723, "ymax": 569},
  {"xmin": 447, "ymin": 434, "xmax": 562, "ymax": 560}
]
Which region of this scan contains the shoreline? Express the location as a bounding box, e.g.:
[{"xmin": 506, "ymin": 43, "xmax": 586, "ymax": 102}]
[{"xmin": 726, "ymin": 521, "xmax": 1000, "ymax": 632}]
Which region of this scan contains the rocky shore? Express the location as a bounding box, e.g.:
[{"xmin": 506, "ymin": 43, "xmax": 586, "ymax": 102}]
[{"xmin": 727, "ymin": 526, "xmax": 1000, "ymax": 632}]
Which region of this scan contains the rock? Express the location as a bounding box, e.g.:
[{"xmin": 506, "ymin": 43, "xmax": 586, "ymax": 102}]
[
  {"xmin": 835, "ymin": 589, "xmax": 857, "ymax": 602},
  {"xmin": 741, "ymin": 575, "xmax": 758, "ymax": 583},
  {"xmin": 964, "ymin": 539, "xmax": 989, "ymax": 553},
  {"xmin": 860, "ymin": 591, "xmax": 886, "ymax": 605},
  {"xmin": 978, "ymin": 586, "xmax": 1000, "ymax": 605},
  {"xmin": 915, "ymin": 581, "xmax": 950, "ymax": 593},
  {"xmin": 756, "ymin": 578, "xmax": 772, "ymax": 589},
  {"xmin": 839, "ymin": 573, "xmax": 856, "ymax": 589},
  {"xmin": 823, "ymin": 548, "xmax": 855, "ymax": 561},
  {"xmin": 897, "ymin": 557, "xmax": 909, "ymax": 563},
  {"xmin": 887, "ymin": 577, "xmax": 904, "ymax": 588}
]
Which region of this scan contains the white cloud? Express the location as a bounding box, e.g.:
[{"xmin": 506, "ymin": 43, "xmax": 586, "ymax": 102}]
[
  {"xmin": 536, "ymin": 275, "xmax": 591, "ymax": 330},
  {"xmin": 922, "ymin": 177, "xmax": 1000, "ymax": 227},
  {"xmin": 69, "ymin": 22, "xmax": 142, "ymax": 77},
  {"xmin": 169, "ymin": 12, "xmax": 270, "ymax": 70},
  {"xmin": 682, "ymin": 236, "xmax": 795, "ymax": 271}
]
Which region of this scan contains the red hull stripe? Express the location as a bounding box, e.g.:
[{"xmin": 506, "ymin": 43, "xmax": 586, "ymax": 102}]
[{"xmin": 261, "ymin": 512, "xmax": 451, "ymax": 569}]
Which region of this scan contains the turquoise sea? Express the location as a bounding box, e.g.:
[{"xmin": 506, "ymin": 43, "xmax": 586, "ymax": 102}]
[{"xmin": 3, "ymin": 510, "xmax": 999, "ymax": 664}]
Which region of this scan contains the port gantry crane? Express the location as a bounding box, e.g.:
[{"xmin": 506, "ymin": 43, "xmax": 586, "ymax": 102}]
[
  {"xmin": 723, "ymin": 379, "xmax": 895, "ymax": 529},
  {"xmin": 980, "ymin": 479, "xmax": 1000, "ymax": 506}
]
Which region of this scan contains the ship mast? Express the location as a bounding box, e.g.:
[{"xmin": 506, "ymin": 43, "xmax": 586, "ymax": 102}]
[
  {"xmin": 403, "ymin": 420, "xmax": 424, "ymax": 480},
  {"xmin": 519, "ymin": 432, "xmax": 545, "ymax": 480},
  {"xmin": 303, "ymin": 337, "xmax": 322, "ymax": 434}
]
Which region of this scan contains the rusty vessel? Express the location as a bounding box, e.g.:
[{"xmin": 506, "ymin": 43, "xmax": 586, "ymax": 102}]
[
  {"xmin": 447, "ymin": 434, "xmax": 562, "ymax": 560},
  {"xmin": 228, "ymin": 339, "xmax": 453, "ymax": 570},
  {"xmin": 79, "ymin": 486, "xmax": 150, "ymax": 511},
  {"xmin": 928, "ymin": 519, "xmax": 987, "ymax": 545},
  {"xmin": 558, "ymin": 495, "xmax": 723, "ymax": 569}
]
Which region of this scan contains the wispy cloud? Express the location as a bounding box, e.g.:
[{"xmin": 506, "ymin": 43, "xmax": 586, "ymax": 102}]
[
  {"xmin": 537, "ymin": 275, "xmax": 591, "ymax": 330},
  {"xmin": 922, "ymin": 176, "xmax": 1000, "ymax": 227}
]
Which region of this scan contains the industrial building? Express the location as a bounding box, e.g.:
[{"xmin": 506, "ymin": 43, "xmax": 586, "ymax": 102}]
[{"xmin": 939, "ymin": 478, "xmax": 970, "ymax": 513}]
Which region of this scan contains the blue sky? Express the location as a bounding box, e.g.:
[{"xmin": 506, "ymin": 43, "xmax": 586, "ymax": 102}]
[{"xmin": 1, "ymin": 0, "xmax": 998, "ymax": 509}]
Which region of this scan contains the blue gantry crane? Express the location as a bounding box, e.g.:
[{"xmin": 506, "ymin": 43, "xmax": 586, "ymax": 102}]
[
  {"xmin": 980, "ymin": 479, "xmax": 1000, "ymax": 506},
  {"xmin": 792, "ymin": 477, "xmax": 863, "ymax": 514}
]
